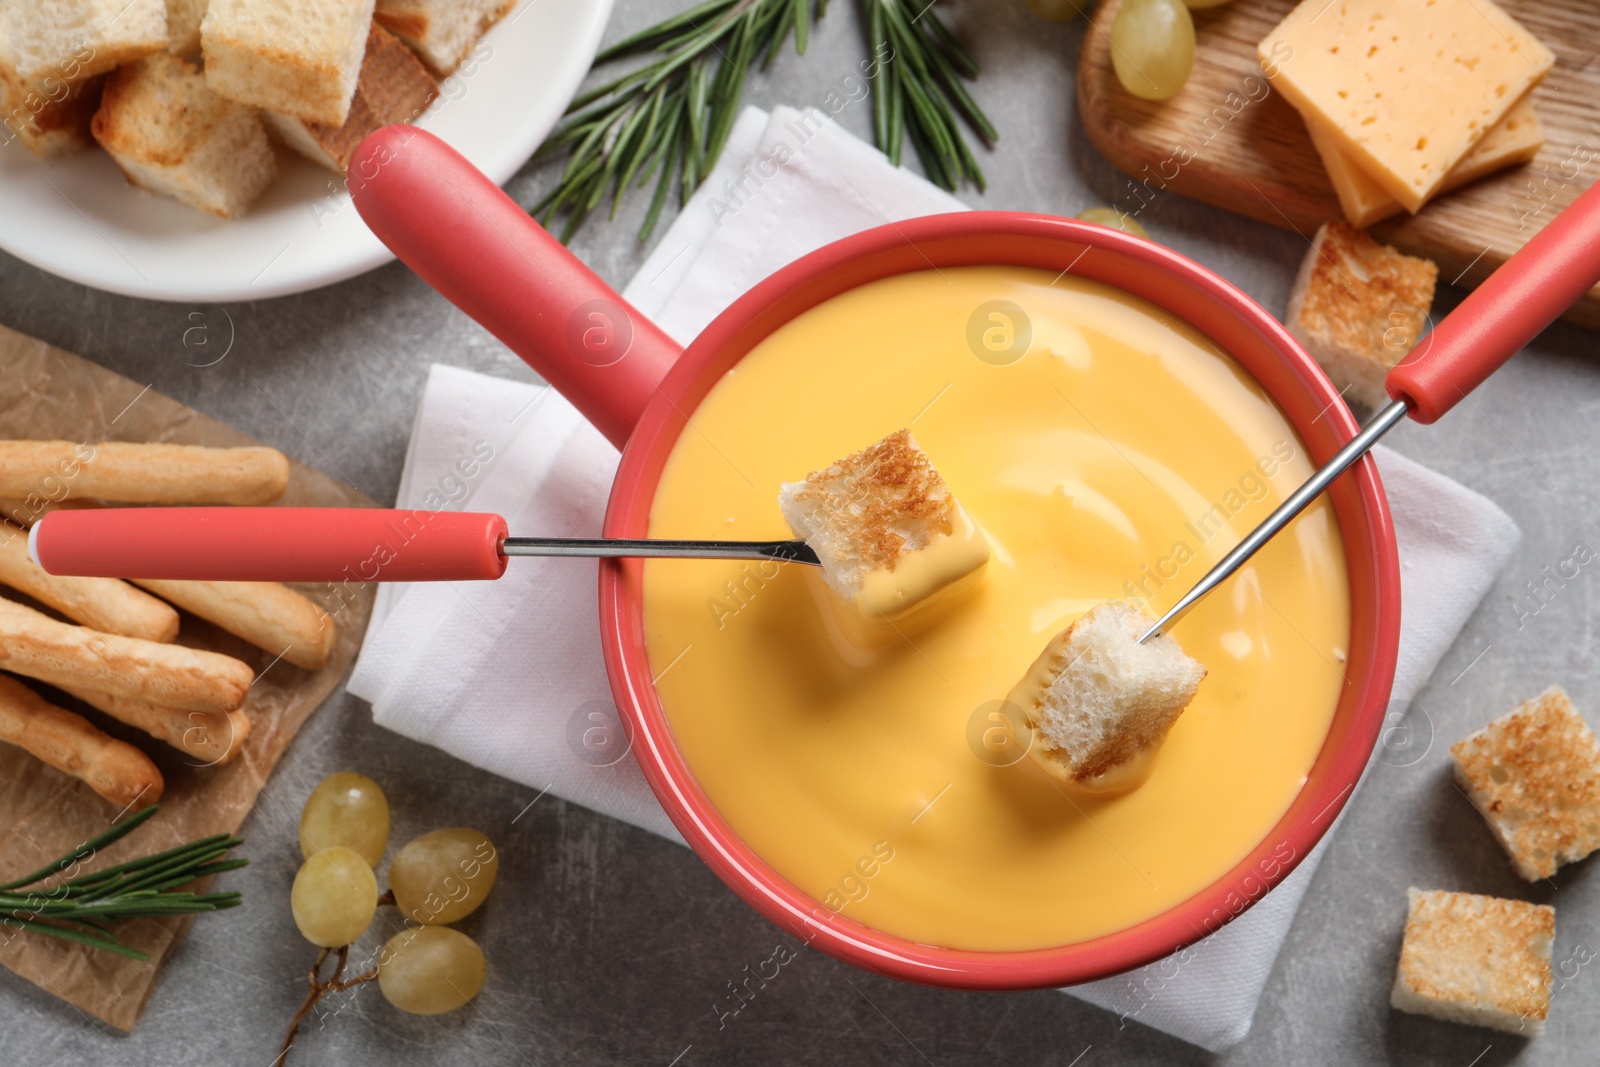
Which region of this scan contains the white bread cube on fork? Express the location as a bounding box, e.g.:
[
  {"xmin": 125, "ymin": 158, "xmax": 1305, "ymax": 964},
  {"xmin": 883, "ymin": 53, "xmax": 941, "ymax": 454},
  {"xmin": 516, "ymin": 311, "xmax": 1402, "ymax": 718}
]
[
  {"xmin": 374, "ymin": 0, "xmax": 514, "ymax": 76},
  {"xmin": 6, "ymin": 0, "xmax": 167, "ymax": 82},
  {"xmin": 1391, "ymin": 888, "xmax": 1553, "ymax": 1036},
  {"xmin": 778, "ymin": 429, "xmax": 990, "ymax": 639},
  {"xmin": 92, "ymin": 53, "xmax": 276, "ymax": 218},
  {"xmin": 1450, "ymin": 686, "xmax": 1600, "ymax": 882},
  {"xmin": 1007, "ymin": 601, "xmax": 1205, "ymax": 785},
  {"xmin": 1285, "ymin": 220, "xmax": 1437, "ymax": 411},
  {"xmin": 261, "ymin": 23, "xmax": 436, "ymax": 174},
  {"xmin": 201, "ymin": 0, "xmax": 376, "ymax": 126}
]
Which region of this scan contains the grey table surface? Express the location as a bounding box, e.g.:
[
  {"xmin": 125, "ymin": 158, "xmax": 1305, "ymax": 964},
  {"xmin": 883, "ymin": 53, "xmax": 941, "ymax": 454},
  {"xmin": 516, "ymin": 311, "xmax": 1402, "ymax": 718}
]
[{"xmin": 1, "ymin": 2, "xmax": 1597, "ymax": 1064}]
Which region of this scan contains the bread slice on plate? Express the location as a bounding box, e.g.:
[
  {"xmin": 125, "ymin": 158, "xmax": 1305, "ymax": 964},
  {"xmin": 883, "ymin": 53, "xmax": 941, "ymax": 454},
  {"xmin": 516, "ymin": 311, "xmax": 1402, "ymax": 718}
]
[
  {"xmin": 1451, "ymin": 685, "xmax": 1600, "ymax": 881},
  {"xmin": 375, "ymin": 0, "xmax": 515, "ymax": 76},
  {"xmin": 167, "ymin": 0, "xmax": 210, "ymax": 56},
  {"xmin": 262, "ymin": 24, "xmax": 436, "ymax": 173},
  {"xmin": 7, "ymin": 0, "xmax": 168, "ymax": 82},
  {"xmin": 1285, "ymin": 220, "xmax": 1437, "ymax": 411},
  {"xmin": 1391, "ymin": 888, "xmax": 1553, "ymax": 1035},
  {"xmin": 1006, "ymin": 601, "xmax": 1205, "ymax": 786},
  {"xmin": 0, "ymin": 11, "xmax": 105, "ymax": 159},
  {"xmin": 92, "ymin": 53, "xmax": 276, "ymax": 219},
  {"xmin": 201, "ymin": 0, "xmax": 376, "ymax": 126}
]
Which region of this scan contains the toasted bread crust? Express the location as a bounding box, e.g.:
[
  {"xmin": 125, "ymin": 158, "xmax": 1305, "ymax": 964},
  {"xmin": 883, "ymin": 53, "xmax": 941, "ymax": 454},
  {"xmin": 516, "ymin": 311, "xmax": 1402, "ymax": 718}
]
[
  {"xmin": 788, "ymin": 429, "xmax": 953, "ymax": 576},
  {"xmin": 1451, "ymin": 686, "xmax": 1600, "ymax": 881},
  {"xmin": 1393, "ymin": 888, "xmax": 1553, "ymax": 1033}
]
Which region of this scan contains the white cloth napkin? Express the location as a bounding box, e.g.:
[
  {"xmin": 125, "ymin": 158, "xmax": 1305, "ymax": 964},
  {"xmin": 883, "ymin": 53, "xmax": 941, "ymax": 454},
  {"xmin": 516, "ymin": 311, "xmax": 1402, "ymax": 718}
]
[{"xmin": 349, "ymin": 106, "xmax": 1521, "ymax": 1052}]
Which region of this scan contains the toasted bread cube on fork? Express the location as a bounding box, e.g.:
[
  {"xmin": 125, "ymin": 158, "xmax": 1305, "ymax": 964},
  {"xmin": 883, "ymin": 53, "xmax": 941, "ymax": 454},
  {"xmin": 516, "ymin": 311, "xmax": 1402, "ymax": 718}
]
[
  {"xmin": 92, "ymin": 53, "xmax": 276, "ymax": 218},
  {"xmin": 1285, "ymin": 221, "xmax": 1437, "ymax": 411},
  {"xmin": 778, "ymin": 429, "xmax": 990, "ymax": 647},
  {"xmin": 6, "ymin": 0, "xmax": 167, "ymax": 82},
  {"xmin": 261, "ymin": 23, "xmax": 436, "ymax": 173},
  {"xmin": 1007, "ymin": 601, "xmax": 1205, "ymax": 786},
  {"xmin": 1391, "ymin": 888, "xmax": 1553, "ymax": 1035},
  {"xmin": 1451, "ymin": 686, "xmax": 1600, "ymax": 881},
  {"xmin": 201, "ymin": 0, "xmax": 375, "ymax": 126},
  {"xmin": 374, "ymin": 0, "xmax": 514, "ymax": 77}
]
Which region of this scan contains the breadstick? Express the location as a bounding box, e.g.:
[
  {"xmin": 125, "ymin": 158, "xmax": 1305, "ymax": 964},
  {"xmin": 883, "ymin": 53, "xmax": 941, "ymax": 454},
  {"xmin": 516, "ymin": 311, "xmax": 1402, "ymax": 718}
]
[
  {"xmin": 0, "ymin": 598, "xmax": 253, "ymax": 713},
  {"xmin": 0, "ymin": 675, "xmax": 163, "ymax": 808},
  {"xmin": 61, "ymin": 685, "xmax": 250, "ymax": 766},
  {"xmin": 0, "ymin": 441, "xmax": 289, "ymax": 505},
  {"xmin": 133, "ymin": 578, "xmax": 335, "ymax": 671},
  {"xmin": 0, "ymin": 522, "xmax": 180, "ymax": 642}
]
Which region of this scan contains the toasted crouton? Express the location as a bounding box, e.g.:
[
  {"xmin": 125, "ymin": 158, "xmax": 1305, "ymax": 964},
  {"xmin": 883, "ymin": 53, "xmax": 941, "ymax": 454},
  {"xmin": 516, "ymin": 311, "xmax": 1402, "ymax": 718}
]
[
  {"xmin": 0, "ymin": 12, "xmax": 105, "ymax": 159},
  {"xmin": 167, "ymin": 0, "xmax": 209, "ymax": 55},
  {"xmin": 779, "ymin": 429, "xmax": 990, "ymax": 625},
  {"xmin": 92, "ymin": 53, "xmax": 276, "ymax": 219},
  {"xmin": 261, "ymin": 24, "xmax": 435, "ymax": 173},
  {"xmin": 1391, "ymin": 888, "xmax": 1553, "ymax": 1035},
  {"xmin": 1285, "ymin": 220, "xmax": 1437, "ymax": 411},
  {"xmin": 374, "ymin": 0, "xmax": 514, "ymax": 76},
  {"xmin": 1006, "ymin": 601, "xmax": 1205, "ymax": 785},
  {"xmin": 1450, "ymin": 686, "xmax": 1600, "ymax": 881},
  {"xmin": 7, "ymin": 0, "xmax": 168, "ymax": 82},
  {"xmin": 201, "ymin": 0, "xmax": 375, "ymax": 126}
]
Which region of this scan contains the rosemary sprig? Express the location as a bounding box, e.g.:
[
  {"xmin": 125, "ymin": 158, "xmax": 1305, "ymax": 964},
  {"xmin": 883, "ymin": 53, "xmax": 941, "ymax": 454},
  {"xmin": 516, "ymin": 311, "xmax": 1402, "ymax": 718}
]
[
  {"xmin": 0, "ymin": 805, "xmax": 247, "ymax": 961},
  {"xmin": 534, "ymin": 0, "xmax": 994, "ymax": 241}
]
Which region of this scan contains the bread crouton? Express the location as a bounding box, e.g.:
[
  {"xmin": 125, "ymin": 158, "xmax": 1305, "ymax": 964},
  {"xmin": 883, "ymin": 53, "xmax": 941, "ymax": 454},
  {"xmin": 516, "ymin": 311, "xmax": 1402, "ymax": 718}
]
[
  {"xmin": 1391, "ymin": 888, "xmax": 1553, "ymax": 1035},
  {"xmin": 1284, "ymin": 220, "xmax": 1437, "ymax": 411},
  {"xmin": 0, "ymin": 13, "xmax": 104, "ymax": 159},
  {"xmin": 261, "ymin": 23, "xmax": 435, "ymax": 173},
  {"xmin": 92, "ymin": 53, "xmax": 276, "ymax": 218},
  {"xmin": 1006, "ymin": 601, "xmax": 1205, "ymax": 786},
  {"xmin": 7, "ymin": 0, "xmax": 168, "ymax": 82},
  {"xmin": 167, "ymin": 0, "xmax": 209, "ymax": 55},
  {"xmin": 1451, "ymin": 686, "xmax": 1600, "ymax": 881},
  {"xmin": 779, "ymin": 429, "xmax": 990, "ymax": 625},
  {"xmin": 374, "ymin": 0, "xmax": 514, "ymax": 76},
  {"xmin": 201, "ymin": 0, "xmax": 375, "ymax": 126}
]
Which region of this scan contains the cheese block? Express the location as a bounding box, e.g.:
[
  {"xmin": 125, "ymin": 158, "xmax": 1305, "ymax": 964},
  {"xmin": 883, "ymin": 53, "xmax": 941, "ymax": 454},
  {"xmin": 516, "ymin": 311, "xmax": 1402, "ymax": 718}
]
[
  {"xmin": 1259, "ymin": 0, "xmax": 1554, "ymax": 213},
  {"xmin": 1308, "ymin": 95, "xmax": 1545, "ymax": 227}
]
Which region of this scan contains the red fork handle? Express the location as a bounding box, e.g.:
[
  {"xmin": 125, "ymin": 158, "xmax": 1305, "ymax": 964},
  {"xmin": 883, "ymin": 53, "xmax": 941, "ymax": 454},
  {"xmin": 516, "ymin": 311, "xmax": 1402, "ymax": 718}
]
[
  {"xmin": 347, "ymin": 127, "xmax": 683, "ymax": 449},
  {"xmin": 32, "ymin": 508, "xmax": 510, "ymax": 583},
  {"xmin": 1388, "ymin": 180, "xmax": 1600, "ymax": 423}
]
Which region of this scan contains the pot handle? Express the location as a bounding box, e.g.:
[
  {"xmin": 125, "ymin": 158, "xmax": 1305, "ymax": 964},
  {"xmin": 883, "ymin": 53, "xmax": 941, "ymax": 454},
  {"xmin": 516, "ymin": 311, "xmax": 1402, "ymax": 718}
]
[
  {"xmin": 1387, "ymin": 179, "xmax": 1600, "ymax": 424},
  {"xmin": 348, "ymin": 127, "xmax": 683, "ymax": 449}
]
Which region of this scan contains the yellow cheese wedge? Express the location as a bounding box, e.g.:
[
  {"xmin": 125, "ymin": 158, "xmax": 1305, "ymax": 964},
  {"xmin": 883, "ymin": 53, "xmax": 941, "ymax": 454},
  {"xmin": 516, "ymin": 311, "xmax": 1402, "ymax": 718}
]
[
  {"xmin": 1260, "ymin": 0, "xmax": 1554, "ymax": 213},
  {"xmin": 1307, "ymin": 95, "xmax": 1545, "ymax": 227}
]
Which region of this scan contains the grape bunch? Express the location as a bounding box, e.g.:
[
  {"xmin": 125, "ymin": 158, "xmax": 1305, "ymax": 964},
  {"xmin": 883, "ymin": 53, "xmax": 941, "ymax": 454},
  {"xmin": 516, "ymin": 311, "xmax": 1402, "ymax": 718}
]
[{"xmin": 281, "ymin": 771, "xmax": 502, "ymax": 1059}]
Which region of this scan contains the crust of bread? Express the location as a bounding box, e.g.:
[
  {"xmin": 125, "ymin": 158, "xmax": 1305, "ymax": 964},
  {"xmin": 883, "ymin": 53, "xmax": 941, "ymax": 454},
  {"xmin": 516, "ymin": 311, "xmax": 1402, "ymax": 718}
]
[
  {"xmin": 1450, "ymin": 685, "xmax": 1600, "ymax": 881},
  {"xmin": 374, "ymin": 0, "xmax": 515, "ymax": 76},
  {"xmin": 1391, "ymin": 887, "xmax": 1553, "ymax": 1035},
  {"xmin": 1285, "ymin": 220, "xmax": 1437, "ymax": 410},
  {"xmin": 201, "ymin": 0, "xmax": 375, "ymax": 126},
  {"xmin": 262, "ymin": 24, "xmax": 437, "ymax": 173}
]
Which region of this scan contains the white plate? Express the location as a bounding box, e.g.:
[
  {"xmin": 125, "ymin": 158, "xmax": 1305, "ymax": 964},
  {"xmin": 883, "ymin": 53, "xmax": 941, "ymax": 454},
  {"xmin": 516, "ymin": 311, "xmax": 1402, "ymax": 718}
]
[{"xmin": 0, "ymin": 0, "xmax": 614, "ymax": 303}]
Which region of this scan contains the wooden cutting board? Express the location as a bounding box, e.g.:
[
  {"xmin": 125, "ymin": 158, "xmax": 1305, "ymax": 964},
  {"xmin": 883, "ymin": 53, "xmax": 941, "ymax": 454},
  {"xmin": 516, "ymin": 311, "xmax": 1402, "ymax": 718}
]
[{"xmin": 1078, "ymin": 0, "xmax": 1600, "ymax": 329}]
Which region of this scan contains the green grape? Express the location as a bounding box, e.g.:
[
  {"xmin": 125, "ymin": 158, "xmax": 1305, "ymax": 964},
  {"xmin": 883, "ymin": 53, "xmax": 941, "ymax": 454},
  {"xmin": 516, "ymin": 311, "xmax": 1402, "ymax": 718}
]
[
  {"xmin": 1111, "ymin": 0, "xmax": 1196, "ymax": 102},
  {"xmin": 1025, "ymin": 0, "xmax": 1089, "ymax": 20},
  {"xmin": 390, "ymin": 828, "xmax": 500, "ymax": 926},
  {"xmin": 378, "ymin": 926, "xmax": 486, "ymax": 1015},
  {"xmin": 291, "ymin": 847, "xmax": 378, "ymax": 948},
  {"xmin": 299, "ymin": 771, "xmax": 390, "ymax": 867},
  {"xmin": 1076, "ymin": 207, "xmax": 1151, "ymax": 239}
]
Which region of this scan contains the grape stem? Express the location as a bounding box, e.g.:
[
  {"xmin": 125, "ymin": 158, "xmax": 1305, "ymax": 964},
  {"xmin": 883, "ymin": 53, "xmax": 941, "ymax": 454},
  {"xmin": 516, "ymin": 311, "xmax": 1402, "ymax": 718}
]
[{"xmin": 274, "ymin": 942, "xmax": 381, "ymax": 1066}]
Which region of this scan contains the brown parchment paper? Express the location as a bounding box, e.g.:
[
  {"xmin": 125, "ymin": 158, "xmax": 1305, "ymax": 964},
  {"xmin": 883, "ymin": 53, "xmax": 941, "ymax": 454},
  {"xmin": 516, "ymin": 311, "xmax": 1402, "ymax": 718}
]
[{"xmin": 0, "ymin": 323, "xmax": 377, "ymax": 1030}]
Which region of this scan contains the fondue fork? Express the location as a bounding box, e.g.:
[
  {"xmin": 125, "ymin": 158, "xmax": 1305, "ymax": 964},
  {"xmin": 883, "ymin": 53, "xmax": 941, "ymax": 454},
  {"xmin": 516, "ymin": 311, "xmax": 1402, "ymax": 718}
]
[
  {"xmin": 26, "ymin": 509, "xmax": 819, "ymax": 583},
  {"xmin": 1141, "ymin": 180, "xmax": 1600, "ymax": 643}
]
